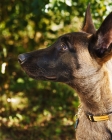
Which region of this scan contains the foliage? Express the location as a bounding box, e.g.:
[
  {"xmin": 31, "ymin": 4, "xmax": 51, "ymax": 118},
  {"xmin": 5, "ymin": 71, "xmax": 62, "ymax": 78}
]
[{"xmin": 0, "ymin": 0, "xmax": 112, "ymax": 139}]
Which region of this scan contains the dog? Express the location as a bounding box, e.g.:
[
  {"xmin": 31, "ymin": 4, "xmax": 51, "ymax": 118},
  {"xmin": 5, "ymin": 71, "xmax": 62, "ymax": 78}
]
[{"xmin": 18, "ymin": 4, "xmax": 112, "ymax": 140}]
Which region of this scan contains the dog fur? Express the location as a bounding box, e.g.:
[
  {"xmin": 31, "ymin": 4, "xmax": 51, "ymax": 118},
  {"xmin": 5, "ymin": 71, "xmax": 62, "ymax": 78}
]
[{"xmin": 18, "ymin": 5, "xmax": 112, "ymax": 140}]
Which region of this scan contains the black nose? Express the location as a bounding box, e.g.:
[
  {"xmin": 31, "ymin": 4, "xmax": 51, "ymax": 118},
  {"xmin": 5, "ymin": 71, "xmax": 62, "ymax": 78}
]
[{"xmin": 18, "ymin": 53, "xmax": 29, "ymax": 64}]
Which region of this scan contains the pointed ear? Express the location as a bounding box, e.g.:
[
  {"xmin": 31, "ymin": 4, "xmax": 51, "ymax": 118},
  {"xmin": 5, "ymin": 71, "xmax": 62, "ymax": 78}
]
[
  {"xmin": 82, "ymin": 4, "xmax": 96, "ymax": 34},
  {"xmin": 90, "ymin": 12, "xmax": 112, "ymax": 64}
]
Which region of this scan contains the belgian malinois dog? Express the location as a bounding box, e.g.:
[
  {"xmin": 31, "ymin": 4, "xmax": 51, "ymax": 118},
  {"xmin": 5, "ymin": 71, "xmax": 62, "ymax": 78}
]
[{"xmin": 18, "ymin": 5, "xmax": 112, "ymax": 140}]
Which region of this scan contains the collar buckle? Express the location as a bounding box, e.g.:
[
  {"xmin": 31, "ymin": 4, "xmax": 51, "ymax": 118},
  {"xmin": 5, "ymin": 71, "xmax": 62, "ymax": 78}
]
[{"xmin": 86, "ymin": 113, "xmax": 96, "ymax": 122}]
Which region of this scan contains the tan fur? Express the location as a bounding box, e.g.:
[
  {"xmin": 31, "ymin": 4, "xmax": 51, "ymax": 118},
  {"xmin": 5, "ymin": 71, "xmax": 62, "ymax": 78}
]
[{"xmin": 74, "ymin": 43, "xmax": 112, "ymax": 139}]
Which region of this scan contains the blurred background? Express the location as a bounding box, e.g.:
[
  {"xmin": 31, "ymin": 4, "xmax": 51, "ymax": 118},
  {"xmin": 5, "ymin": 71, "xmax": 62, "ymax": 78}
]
[{"xmin": 0, "ymin": 0, "xmax": 112, "ymax": 140}]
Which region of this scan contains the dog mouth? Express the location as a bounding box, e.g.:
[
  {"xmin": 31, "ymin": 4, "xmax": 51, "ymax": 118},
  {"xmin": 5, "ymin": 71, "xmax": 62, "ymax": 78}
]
[
  {"xmin": 25, "ymin": 70, "xmax": 57, "ymax": 81},
  {"xmin": 44, "ymin": 75, "xmax": 57, "ymax": 80},
  {"xmin": 20, "ymin": 64, "xmax": 57, "ymax": 81}
]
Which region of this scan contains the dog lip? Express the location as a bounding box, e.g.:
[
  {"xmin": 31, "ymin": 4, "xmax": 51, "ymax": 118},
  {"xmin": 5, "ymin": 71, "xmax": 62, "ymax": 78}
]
[{"xmin": 44, "ymin": 75, "xmax": 57, "ymax": 80}]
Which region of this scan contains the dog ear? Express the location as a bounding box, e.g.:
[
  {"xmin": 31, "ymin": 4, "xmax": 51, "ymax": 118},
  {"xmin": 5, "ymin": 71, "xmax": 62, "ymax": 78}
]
[
  {"xmin": 90, "ymin": 12, "xmax": 112, "ymax": 64},
  {"xmin": 82, "ymin": 4, "xmax": 96, "ymax": 34}
]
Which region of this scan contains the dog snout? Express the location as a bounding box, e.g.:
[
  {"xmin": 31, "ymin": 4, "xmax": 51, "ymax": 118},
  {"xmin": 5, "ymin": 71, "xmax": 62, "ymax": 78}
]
[{"xmin": 18, "ymin": 53, "xmax": 29, "ymax": 64}]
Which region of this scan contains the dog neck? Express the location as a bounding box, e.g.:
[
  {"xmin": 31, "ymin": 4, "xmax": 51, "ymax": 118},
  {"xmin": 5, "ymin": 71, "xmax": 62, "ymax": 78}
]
[{"xmin": 72, "ymin": 65, "xmax": 112, "ymax": 115}]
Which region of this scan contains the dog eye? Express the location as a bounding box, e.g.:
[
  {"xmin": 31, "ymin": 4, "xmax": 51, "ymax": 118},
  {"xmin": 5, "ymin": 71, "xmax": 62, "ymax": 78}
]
[{"xmin": 60, "ymin": 43, "xmax": 68, "ymax": 51}]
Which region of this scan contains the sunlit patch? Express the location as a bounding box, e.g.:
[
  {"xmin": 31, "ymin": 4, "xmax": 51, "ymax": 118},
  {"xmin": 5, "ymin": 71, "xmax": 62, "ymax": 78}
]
[
  {"xmin": 17, "ymin": 78, "xmax": 25, "ymax": 83},
  {"xmin": 65, "ymin": 0, "xmax": 72, "ymax": 6},
  {"xmin": 7, "ymin": 114, "xmax": 23, "ymax": 127},
  {"xmin": 43, "ymin": 109, "xmax": 52, "ymax": 121},
  {"xmin": 7, "ymin": 98, "xmax": 16, "ymax": 103},
  {"xmin": 1, "ymin": 62, "xmax": 7, "ymax": 74},
  {"xmin": 62, "ymin": 117, "xmax": 73, "ymax": 126},
  {"xmin": 3, "ymin": 47, "xmax": 7, "ymax": 57},
  {"xmin": 5, "ymin": 92, "xmax": 29, "ymax": 111}
]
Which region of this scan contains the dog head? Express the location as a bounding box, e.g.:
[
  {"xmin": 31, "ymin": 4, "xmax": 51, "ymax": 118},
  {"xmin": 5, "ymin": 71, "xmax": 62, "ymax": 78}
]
[{"xmin": 18, "ymin": 5, "xmax": 112, "ymax": 86}]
